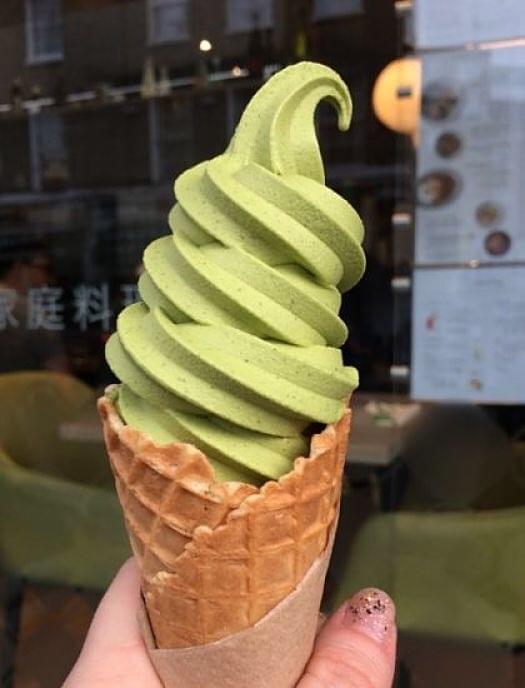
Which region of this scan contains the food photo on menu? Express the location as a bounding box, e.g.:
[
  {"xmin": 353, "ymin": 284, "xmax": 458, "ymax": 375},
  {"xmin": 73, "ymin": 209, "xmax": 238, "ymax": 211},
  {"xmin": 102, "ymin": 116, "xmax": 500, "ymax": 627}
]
[
  {"xmin": 416, "ymin": 169, "xmax": 462, "ymax": 207},
  {"xmin": 0, "ymin": 2, "xmax": 525, "ymax": 688}
]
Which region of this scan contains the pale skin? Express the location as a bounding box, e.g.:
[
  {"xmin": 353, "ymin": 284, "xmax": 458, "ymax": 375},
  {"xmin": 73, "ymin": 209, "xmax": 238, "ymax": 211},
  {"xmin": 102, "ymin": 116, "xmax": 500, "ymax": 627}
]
[{"xmin": 64, "ymin": 559, "xmax": 397, "ymax": 688}]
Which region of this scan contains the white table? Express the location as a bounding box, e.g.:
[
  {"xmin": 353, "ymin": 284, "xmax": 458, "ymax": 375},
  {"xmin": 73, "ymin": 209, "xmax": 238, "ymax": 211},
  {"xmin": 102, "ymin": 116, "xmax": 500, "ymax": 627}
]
[
  {"xmin": 347, "ymin": 393, "xmax": 423, "ymax": 466},
  {"xmin": 59, "ymin": 408, "xmax": 103, "ymax": 442}
]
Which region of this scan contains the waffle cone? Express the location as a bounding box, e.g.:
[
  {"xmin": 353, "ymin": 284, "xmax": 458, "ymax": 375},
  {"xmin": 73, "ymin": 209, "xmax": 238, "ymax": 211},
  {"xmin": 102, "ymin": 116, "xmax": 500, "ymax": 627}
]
[{"xmin": 98, "ymin": 394, "xmax": 351, "ymax": 649}]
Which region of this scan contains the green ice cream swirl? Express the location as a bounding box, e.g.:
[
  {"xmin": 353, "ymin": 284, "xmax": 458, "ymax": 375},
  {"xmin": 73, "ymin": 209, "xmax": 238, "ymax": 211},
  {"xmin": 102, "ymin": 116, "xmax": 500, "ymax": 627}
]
[{"xmin": 106, "ymin": 61, "xmax": 366, "ymax": 484}]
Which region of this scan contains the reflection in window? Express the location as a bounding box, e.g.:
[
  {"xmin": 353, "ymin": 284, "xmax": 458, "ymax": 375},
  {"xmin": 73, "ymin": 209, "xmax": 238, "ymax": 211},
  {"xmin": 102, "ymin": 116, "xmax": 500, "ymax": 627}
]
[
  {"xmin": 25, "ymin": 0, "xmax": 64, "ymax": 64},
  {"xmin": 148, "ymin": 0, "xmax": 189, "ymax": 45},
  {"xmin": 314, "ymin": 0, "xmax": 363, "ymax": 20},
  {"xmin": 0, "ymin": 119, "xmax": 31, "ymax": 192},
  {"xmin": 226, "ymin": 0, "xmax": 273, "ymax": 34},
  {"xmin": 32, "ymin": 112, "xmax": 68, "ymax": 191}
]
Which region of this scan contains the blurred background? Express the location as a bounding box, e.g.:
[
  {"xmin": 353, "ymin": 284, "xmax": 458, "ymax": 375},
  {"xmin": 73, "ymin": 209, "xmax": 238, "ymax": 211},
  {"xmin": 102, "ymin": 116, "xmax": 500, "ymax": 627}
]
[{"xmin": 0, "ymin": 1, "xmax": 524, "ymax": 686}]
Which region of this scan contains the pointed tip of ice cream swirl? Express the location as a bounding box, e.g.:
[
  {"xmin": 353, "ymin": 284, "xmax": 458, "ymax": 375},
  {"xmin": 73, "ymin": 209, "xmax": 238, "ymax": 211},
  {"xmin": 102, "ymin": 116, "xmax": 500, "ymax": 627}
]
[{"xmin": 227, "ymin": 61, "xmax": 352, "ymax": 184}]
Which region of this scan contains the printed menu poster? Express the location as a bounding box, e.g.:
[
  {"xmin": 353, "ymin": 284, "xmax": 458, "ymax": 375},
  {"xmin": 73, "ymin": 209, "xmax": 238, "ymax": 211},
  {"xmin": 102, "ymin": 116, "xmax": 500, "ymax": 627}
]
[
  {"xmin": 411, "ymin": 266, "xmax": 525, "ymax": 403},
  {"xmin": 415, "ymin": 0, "xmax": 525, "ymax": 49},
  {"xmin": 415, "ymin": 46, "xmax": 525, "ymax": 266}
]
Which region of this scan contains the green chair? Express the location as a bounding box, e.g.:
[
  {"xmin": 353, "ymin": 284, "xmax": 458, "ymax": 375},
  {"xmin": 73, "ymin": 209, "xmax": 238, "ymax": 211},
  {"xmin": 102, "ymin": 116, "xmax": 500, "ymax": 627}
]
[
  {"xmin": 332, "ymin": 507, "xmax": 525, "ymax": 645},
  {"xmin": 0, "ymin": 371, "xmax": 130, "ymax": 684}
]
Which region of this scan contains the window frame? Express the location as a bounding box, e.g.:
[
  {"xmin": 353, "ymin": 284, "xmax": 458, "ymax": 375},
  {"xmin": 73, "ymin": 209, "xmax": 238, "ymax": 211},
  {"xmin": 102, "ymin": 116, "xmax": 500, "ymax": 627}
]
[
  {"xmin": 25, "ymin": 0, "xmax": 64, "ymax": 65},
  {"xmin": 313, "ymin": 0, "xmax": 363, "ymax": 21},
  {"xmin": 147, "ymin": 0, "xmax": 190, "ymax": 47},
  {"xmin": 225, "ymin": 0, "xmax": 274, "ymax": 35}
]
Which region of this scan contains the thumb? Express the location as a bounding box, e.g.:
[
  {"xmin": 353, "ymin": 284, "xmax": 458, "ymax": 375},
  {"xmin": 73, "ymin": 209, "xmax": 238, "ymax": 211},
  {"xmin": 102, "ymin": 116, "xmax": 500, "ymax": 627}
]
[{"xmin": 299, "ymin": 588, "xmax": 397, "ymax": 688}]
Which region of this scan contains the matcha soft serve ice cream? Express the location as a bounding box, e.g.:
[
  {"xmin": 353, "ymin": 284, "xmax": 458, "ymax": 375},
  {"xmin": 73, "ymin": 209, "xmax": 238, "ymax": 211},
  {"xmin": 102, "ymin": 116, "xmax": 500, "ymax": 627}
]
[
  {"xmin": 99, "ymin": 63, "xmax": 365, "ymax": 672},
  {"xmin": 106, "ymin": 61, "xmax": 365, "ymax": 485}
]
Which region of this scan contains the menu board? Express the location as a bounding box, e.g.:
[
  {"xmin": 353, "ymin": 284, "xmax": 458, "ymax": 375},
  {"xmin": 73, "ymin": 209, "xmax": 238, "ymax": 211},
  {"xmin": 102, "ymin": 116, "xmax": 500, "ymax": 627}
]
[
  {"xmin": 415, "ymin": 47, "xmax": 525, "ymax": 266},
  {"xmin": 411, "ymin": 266, "xmax": 525, "ymax": 403},
  {"xmin": 415, "ymin": 0, "xmax": 525, "ymax": 49}
]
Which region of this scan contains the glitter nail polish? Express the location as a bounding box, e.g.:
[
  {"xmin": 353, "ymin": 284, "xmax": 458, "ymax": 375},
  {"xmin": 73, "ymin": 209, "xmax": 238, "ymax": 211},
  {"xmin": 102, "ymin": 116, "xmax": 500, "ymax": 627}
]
[{"xmin": 343, "ymin": 588, "xmax": 395, "ymax": 643}]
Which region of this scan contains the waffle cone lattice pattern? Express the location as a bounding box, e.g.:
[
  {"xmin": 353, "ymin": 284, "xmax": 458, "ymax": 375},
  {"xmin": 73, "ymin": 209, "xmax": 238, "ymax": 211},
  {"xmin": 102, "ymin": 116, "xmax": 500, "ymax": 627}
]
[{"xmin": 98, "ymin": 396, "xmax": 351, "ymax": 648}]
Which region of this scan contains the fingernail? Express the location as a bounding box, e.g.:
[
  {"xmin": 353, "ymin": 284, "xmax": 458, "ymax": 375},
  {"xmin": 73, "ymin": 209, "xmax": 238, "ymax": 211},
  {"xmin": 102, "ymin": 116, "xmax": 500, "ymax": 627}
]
[{"xmin": 343, "ymin": 588, "xmax": 395, "ymax": 643}]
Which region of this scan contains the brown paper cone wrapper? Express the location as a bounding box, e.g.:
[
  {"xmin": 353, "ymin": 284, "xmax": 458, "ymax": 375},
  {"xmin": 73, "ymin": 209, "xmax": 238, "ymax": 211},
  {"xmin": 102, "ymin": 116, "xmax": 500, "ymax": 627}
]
[
  {"xmin": 138, "ymin": 519, "xmax": 338, "ymax": 688},
  {"xmin": 98, "ymin": 394, "xmax": 351, "ymax": 684}
]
